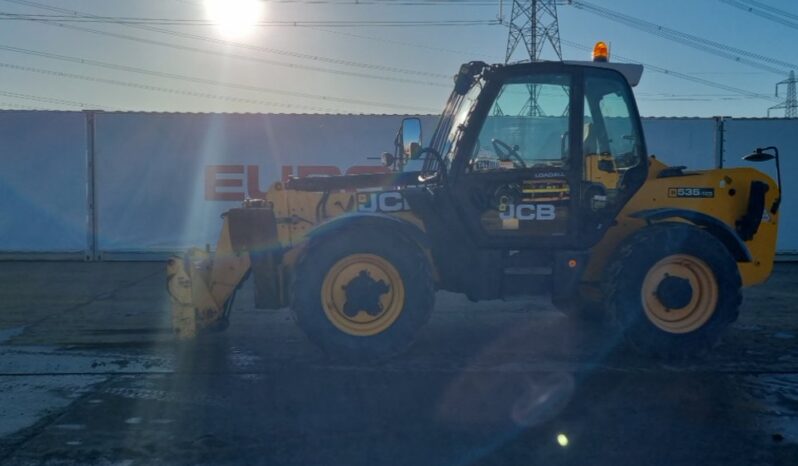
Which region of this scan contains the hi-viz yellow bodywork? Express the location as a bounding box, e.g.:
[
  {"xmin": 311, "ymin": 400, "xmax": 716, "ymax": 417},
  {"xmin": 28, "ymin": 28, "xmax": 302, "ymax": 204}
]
[
  {"xmin": 585, "ymin": 158, "xmax": 779, "ymax": 287},
  {"xmin": 167, "ymin": 154, "xmax": 779, "ymax": 338}
]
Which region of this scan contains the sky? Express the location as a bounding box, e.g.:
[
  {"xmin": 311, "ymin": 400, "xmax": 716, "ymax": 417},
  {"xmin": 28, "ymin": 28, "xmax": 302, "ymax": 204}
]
[{"xmin": 0, "ymin": 0, "xmax": 794, "ymax": 117}]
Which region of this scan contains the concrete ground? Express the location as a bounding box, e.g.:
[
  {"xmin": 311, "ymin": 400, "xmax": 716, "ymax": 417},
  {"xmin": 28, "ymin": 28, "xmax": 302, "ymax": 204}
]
[{"xmin": 0, "ymin": 261, "xmax": 796, "ymax": 465}]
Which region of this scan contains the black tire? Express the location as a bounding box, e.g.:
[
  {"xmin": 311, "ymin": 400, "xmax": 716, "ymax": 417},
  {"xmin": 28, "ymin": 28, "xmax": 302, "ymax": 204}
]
[
  {"xmin": 603, "ymin": 222, "xmax": 742, "ymax": 359},
  {"xmin": 291, "ymin": 228, "xmax": 435, "ymax": 361}
]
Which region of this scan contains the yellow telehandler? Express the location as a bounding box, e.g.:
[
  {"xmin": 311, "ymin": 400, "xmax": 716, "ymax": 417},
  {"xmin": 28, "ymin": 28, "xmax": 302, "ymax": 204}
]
[{"xmin": 167, "ymin": 46, "xmax": 781, "ymax": 360}]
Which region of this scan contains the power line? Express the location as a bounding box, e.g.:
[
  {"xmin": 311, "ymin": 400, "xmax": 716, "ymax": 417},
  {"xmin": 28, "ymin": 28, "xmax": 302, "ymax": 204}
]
[
  {"xmin": 733, "ymin": 0, "xmax": 798, "ymax": 21},
  {"xmin": 311, "ymin": 5, "xmax": 781, "ymax": 105},
  {"xmin": 174, "ymin": 0, "xmax": 500, "ymax": 5},
  {"xmin": 312, "ymin": 27, "xmax": 501, "ymax": 59},
  {"xmin": 561, "ymin": 39, "xmax": 778, "ymax": 102},
  {"xmin": 1, "ymin": 0, "xmax": 452, "ymax": 87},
  {"xmin": 0, "ymin": 100, "xmax": 44, "ymax": 110},
  {"xmin": 0, "ymin": 45, "xmax": 444, "ymax": 113},
  {"xmin": 1, "ymin": 0, "xmax": 451, "ymax": 80},
  {"xmin": 0, "ymin": 44, "xmax": 440, "ymax": 112},
  {"xmin": 0, "ymin": 61, "xmax": 344, "ymax": 112},
  {"xmin": 570, "ymin": 0, "xmax": 796, "ymax": 75},
  {"xmin": 5, "ymin": 19, "xmax": 449, "ymax": 88},
  {"xmin": 314, "ymin": 8, "xmax": 782, "ymax": 106},
  {"xmin": 719, "ymin": 0, "xmax": 798, "ymax": 30},
  {"xmin": 0, "ymin": 90, "xmax": 109, "ymax": 109},
  {"xmin": 0, "ymin": 12, "xmax": 502, "ymax": 27}
]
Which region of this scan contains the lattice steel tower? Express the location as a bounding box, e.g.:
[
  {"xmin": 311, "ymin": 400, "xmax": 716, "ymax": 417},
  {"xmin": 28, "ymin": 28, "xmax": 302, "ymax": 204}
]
[
  {"xmin": 768, "ymin": 70, "xmax": 797, "ymax": 118},
  {"xmin": 501, "ymin": 0, "xmax": 567, "ymax": 116},
  {"xmin": 504, "ymin": 0, "xmax": 564, "ymax": 64}
]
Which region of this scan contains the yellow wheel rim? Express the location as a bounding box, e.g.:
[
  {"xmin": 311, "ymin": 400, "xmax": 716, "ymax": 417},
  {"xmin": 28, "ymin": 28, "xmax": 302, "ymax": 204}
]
[
  {"xmin": 641, "ymin": 254, "xmax": 718, "ymax": 334},
  {"xmin": 321, "ymin": 253, "xmax": 405, "ymax": 337}
]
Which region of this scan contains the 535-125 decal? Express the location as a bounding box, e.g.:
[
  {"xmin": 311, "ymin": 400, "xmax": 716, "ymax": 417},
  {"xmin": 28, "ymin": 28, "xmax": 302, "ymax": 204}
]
[{"xmin": 668, "ymin": 187, "xmax": 715, "ymax": 198}]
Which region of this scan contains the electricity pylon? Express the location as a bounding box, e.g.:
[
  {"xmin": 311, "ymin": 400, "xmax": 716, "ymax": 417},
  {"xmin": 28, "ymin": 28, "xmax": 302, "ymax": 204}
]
[{"xmin": 768, "ymin": 70, "xmax": 797, "ymax": 118}]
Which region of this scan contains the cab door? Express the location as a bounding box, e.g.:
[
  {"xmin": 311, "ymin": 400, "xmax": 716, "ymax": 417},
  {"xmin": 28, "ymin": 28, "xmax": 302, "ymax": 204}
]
[
  {"xmin": 579, "ymin": 68, "xmax": 648, "ymax": 242},
  {"xmin": 450, "ymin": 71, "xmax": 582, "ymax": 249}
]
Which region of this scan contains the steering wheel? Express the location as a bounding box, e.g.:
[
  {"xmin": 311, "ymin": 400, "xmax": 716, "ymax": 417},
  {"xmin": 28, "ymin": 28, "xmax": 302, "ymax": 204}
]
[{"xmin": 491, "ymin": 138, "xmax": 526, "ymax": 168}]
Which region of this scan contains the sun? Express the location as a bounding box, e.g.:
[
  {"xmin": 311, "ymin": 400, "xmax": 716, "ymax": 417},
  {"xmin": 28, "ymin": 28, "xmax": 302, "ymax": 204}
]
[{"xmin": 203, "ymin": 0, "xmax": 265, "ymax": 39}]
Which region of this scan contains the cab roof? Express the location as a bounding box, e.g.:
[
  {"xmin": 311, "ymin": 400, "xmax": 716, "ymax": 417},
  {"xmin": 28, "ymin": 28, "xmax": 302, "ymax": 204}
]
[
  {"xmin": 562, "ymin": 60, "xmax": 644, "ymax": 87},
  {"xmin": 500, "ymin": 60, "xmax": 644, "ymax": 87},
  {"xmin": 453, "ymin": 60, "xmax": 644, "ymax": 95}
]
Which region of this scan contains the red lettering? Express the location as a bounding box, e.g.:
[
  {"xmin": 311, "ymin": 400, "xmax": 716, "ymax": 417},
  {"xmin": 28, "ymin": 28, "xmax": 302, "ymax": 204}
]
[
  {"xmin": 205, "ymin": 165, "xmax": 244, "ymax": 201},
  {"xmin": 246, "ymin": 165, "xmax": 269, "ymax": 199}
]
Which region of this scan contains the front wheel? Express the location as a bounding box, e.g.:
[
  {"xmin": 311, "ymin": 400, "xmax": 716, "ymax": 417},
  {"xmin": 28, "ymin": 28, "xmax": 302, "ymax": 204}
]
[
  {"xmin": 291, "ymin": 229, "xmax": 435, "ymax": 361},
  {"xmin": 604, "ymin": 223, "xmax": 742, "ymax": 359}
]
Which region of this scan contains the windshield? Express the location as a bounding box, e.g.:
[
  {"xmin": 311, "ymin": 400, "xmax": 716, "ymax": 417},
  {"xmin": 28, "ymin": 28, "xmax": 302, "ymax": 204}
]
[{"xmin": 428, "ymin": 80, "xmax": 484, "ymax": 169}]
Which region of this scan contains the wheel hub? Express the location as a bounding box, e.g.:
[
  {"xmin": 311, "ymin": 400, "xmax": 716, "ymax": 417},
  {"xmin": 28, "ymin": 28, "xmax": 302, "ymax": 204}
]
[
  {"xmin": 641, "ymin": 254, "xmax": 719, "ymax": 334},
  {"xmin": 321, "ymin": 254, "xmax": 405, "ymax": 337},
  {"xmin": 655, "ymin": 275, "xmax": 693, "ymax": 310},
  {"xmin": 342, "ymin": 270, "xmax": 390, "ymax": 317}
]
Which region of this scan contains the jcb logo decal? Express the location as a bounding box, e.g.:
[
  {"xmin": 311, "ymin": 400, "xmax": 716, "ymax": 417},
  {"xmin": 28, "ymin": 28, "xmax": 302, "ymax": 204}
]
[
  {"xmin": 357, "ymin": 192, "xmax": 410, "ymax": 213},
  {"xmin": 499, "ymin": 204, "xmax": 556, "ymax": 221}
]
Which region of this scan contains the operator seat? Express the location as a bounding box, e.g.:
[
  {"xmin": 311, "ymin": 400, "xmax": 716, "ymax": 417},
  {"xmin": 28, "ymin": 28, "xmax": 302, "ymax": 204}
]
[{"xmin": 583, "ymin": 122, "xmax": 599, "ymax": 155}]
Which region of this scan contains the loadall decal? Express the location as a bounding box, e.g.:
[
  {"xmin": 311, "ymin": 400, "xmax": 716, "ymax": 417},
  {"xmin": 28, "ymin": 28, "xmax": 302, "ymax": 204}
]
[
  {"xmin": 533, "ymin": 170, "xmax": 567, "ymax": 179},
  {"xmin": 356, "ymin": 191, "xmax": 411, "ymax": 213},
  {"xmin": 668, "ymin": 187, "xmax": 715, "ymax": 198}
]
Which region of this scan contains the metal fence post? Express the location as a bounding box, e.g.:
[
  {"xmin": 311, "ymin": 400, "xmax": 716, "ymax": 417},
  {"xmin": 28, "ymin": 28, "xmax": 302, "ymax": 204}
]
[
  {"xmin": 85, "ymin": 110, "xmax": 98, "ymax": 261},
  {"xmin": 714, "ymin": 116, "xmax": 727, "ymax": 169}
]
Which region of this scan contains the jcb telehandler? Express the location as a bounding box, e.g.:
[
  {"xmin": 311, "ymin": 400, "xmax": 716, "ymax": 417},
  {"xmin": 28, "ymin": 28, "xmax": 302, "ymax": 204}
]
[{"xmin": 167, "ymin": 45, "xmax": 781, "ymax": 360}]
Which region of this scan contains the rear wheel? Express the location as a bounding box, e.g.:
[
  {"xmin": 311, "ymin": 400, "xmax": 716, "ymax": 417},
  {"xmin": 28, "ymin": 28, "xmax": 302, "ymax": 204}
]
[
  {"xmin": 291, "ymin": 229, "xmax": 434, "ymax": 361},
  {"xmin": 604, "ymin": 223, "xmax": 741, "ymax": 359}
]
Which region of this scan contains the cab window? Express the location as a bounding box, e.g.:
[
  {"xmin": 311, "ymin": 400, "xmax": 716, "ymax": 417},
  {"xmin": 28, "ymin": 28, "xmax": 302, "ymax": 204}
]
[
  {"xmin": 583, "ymin": 72, "xmax": 643, "ymax": 170},
  {"xmin": 469, "ymin": 74, "xmax": 571, "ymax": 172},
  {"xmin": 581, "ymin": 70, "xmax": 644, "ymax": 212}
]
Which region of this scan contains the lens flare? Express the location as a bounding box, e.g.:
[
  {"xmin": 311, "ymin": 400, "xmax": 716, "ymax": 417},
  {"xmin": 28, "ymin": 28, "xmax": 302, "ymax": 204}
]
[{"xmin": 203, "ymin": 0, "xmax": 264, "ymax": 39}]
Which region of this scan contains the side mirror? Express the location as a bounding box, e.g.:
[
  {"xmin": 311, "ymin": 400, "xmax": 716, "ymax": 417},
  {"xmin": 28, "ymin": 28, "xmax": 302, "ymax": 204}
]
[{"xmin": 399, "ymin": 118, "xmax": 423, "ymax": 160}]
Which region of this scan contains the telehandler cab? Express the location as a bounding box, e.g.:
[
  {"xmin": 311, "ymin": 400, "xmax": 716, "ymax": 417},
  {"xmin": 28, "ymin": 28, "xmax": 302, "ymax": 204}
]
[{"xmin": 167, "ymin": 46, "xmax": 781, "ymax": 360}]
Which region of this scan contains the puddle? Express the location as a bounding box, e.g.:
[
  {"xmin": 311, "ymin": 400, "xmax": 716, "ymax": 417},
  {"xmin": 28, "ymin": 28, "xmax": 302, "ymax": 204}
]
[
  {"xmin": 229, "ymin": 347, "xmax": 261, "ymax": 370},
  {"xmin": 0, "ymin": 375, "xmax": 105, "ymax": 437},
  {"xmin": 740, "ymin": 374, "xmax": 798, "ymax": 444}
]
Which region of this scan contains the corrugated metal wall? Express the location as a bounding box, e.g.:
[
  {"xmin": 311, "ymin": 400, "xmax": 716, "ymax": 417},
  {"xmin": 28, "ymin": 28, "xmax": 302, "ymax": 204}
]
[
  {"xmin": 0, "ymin": 111, "xmax": 794, "ymax": 257},
  {"xmin": 0, "ymin": 111, "xmax": 88, "ymax": 257}
]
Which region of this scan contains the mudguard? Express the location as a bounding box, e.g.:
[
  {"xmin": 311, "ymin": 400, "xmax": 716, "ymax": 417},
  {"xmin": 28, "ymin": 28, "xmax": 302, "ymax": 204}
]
[
  {"xmin": 630, "ymin": 208, "xmax": 752, "ymax": 262},
  {"xmin": 306, "ymin": 213, "xmax": 430, "ymax": 249}
]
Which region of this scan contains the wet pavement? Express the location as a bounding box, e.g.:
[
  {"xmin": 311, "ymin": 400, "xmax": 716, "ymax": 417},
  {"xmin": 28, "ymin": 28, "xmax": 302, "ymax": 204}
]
[{"xmin": 0, "ymin": 261, "xmax": 796, "ymax": 465}]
